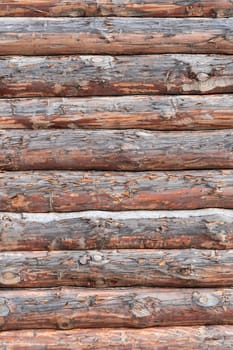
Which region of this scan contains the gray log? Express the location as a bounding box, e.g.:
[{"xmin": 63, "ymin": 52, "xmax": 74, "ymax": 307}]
[
  {"xmin": 1, "ymin": 129, "xmax": 233, "ymax": 171},
  {"xmin": 0, "ymin": 287, "xmax": 233, "ymax": 329},
  {"xmin": 1, "ymin": 170, "xmax": 233, "ymax": 212},
  {"xmin": 0, "ymin": 55, "xmax": 232, "ymax": 97},
  {"xmin": 0, "ymin": 249, "xmax": 232, "ymax": 288},
  {"xmin": 0, "ymin": 18, "xmax": 232, "ymax": 55},
  {"xmin": 0, "ymin": 0, "xmax": 232, "ymax": 17},
  {"xmin": 0, "ymin": 95, "xmax": 232, "ymax": 130},
  {"xmin": 1, "ymin": 209, "xmax": 232, "ymax": 250}
]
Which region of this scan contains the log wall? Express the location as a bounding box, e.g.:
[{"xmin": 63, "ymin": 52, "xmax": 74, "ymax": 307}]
[{"xmin": 0, "ymin": 1, "xmax": 233, "ymax": 348}]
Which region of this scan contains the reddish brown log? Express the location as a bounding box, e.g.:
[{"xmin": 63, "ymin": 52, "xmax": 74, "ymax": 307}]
[
  {"xmin": 1, "ymin": 326, "xmax": 233, "ymax": 350},
  {"xmin": 1, "ymin": 209, "xmax": 232, "ymax": 251},
  {"xmin": 0, "ymin": 249, "xmax": 232, "ymax": 288},
  {"xmin": 0, "ymin": 95, "xmax": 233, "ymax": 130},
  {"xmin": 0, "ymin": 55, "xmax": 232, "ymax": 97},
  {"xmin": 0, "ymin": 18, "xmax": 233, "ymax": 55},
  {"xmin": 0, "ymin": 287, "xmax": 232, "ymax": 330},
  {"xmin": 0, "ymin": 1, "xmax": 232, "ymax": 17},
  {"xmin": 1, "ymin": 129, "xmax": 233, "ymax": 171},
  {"xmin": 1, "ymin": 170, "xmax": 233, "ymax": 212}
]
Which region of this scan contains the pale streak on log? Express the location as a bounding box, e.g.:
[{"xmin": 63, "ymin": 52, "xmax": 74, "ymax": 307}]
[
  {"xmin": 0, "ymin": 95, "xmax": 233, "ymax": 130},
  {"xmin": 1, "ymin": 129, "xmax": 233, "ymax": 171},
  {"xmin": 1, "ymin": 326, "xmax": 233, "ymax": 349},
  {"xmin": 0, "ymin": 249, "xmax": 232, "ymax": 288},
  {"xmin": 0, "ymin": 287, "xmax": 232, "ymax": 330},
  {"xmin": 0, "ymin": 18, "xmax": 232, "ymax": 55},
  {"xmin": 0, "ymin": 170, "xmax": 233, "ymax": 212},
  {"xmin": 0, "ymin": 55, "xmax": 232, "ymax": 97},
  {"xmin": 1, "ymin": 209, "xmax": 233, "ymax": 251},
  {"xmin": 0, "ymin": 0, "xmax": 232, "ymax": 17}
]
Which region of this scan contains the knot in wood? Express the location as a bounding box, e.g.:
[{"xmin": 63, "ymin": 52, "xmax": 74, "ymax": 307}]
[
  {"xmin": 57, "ymin": 317, "xmax": 72, "ymax": 330},
  {"xmin": 0, "ymin": 270, "xmax": 21, "ymax": 285},
  {"xmin": 79, "ymin": 255, "xmax": 91, "ymax": 265},
  {"xmin": 192, "ymin": 292, "xmax": 219, "ymax": 307},
  {"xmin": 92, "ymin": 254, "xmax": 103, "ymax": 262},
  {"xmin": 197, "ymin": 73, "xmax": 209, "ymax": 82}
]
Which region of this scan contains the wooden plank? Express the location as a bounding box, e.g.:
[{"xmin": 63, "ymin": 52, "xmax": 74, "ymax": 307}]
[
  {"xmin": 1, "ymin": 209, "xmax": 233, "ymax": 251},
  {"xmin": 1, "ymin": 95, "xmax": 233, "ymax": 130},
  {"xmin": 0, "ymin": 287, "xmax": 232, "ymax": 329},
  {"xmin": 0, "ymin": 1, "xmax": 232, "ymax": 17},
  {"xmin": 0, "ymin": 249, "xmax": 233, "ymax": 288},
  {"xmin": 0, "ymin": 55, "xmax": 232, "ymax": 97},
  {"xmin": 1, "ymin": 170, "xmax": 233, "ymax": 212},
  {"xmin": 1, "ymin": 129, "xmax": 233, "ymax": 171},
  {"xmin": 1, "ymin": 326, "xmax": 233, "ymax": 349},
  {"xmin": 0, "ymin": 18, "xmax": 233, "ymax": 55}
]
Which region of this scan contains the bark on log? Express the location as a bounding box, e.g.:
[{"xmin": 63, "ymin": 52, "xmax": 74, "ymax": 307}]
[
  {"xmin": 1, "ymin": 170, "xmax": 233, "ymax": 212},
  {"xmin": 0, "ymin": 0, "xmax": 232, "ymax": 17},
  {"xmin": 1, "ymin": 95, "xmax": 233, "ymax": 130},
  {"xmin": 1, "ymin": 326, "xmax": 233, "ymax": 350},
  {"xmin": 0, "ymin": 287, "xmax": 232, "ymax": 329},
  {"xmin": 1, "ymin": 129, "xmax": 233, "ymax": 171},
  {"xmin": 1, "ymin": 18, "xmax": 233, "ymax": 55},
  {"xmin": 0, "ymin": 249, "xmax": 232, "ymax": 288},
  {"xmin": 0, "ymin": 55, "xmax": 232, "ymax": 97},
  {"xmin": 1, "ymin": 209, "xmax": 233, "ymax": 251}
]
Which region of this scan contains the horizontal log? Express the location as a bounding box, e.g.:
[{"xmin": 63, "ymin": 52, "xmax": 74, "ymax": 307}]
[
  {"xmin": 0, "ymin": 249, "xmax": 232, "ymax": 288},
  {"xmin": 1, "ymin": 326, "xmax": 233, "ymax": 350},
  {"xmin": 1, "ymin": 18, "xmax": 233, "ymax": 55},
  {"xmin": 1, "ymin": 129, "xmax": 233, "ymax": 171},
  {"xmin": 1, "ymin": 95, "xmax": 233, "ymax": 130},
  {"xmin": 1, "ymin": 209, "xmax": 233, "ymax": 250},
  {"xmin": 0, "ymin": 1, "xmax": 233, "ymax": 17},
  {"xmin": 1, "ymin": 170, "xmax": 233, "ymax": 212},
  {"xmin": 0, "ymin": 55, "xmax": 232, "ymax": 97},
  {"xmin": 0, "ymin": 287, "xmax": 233, "ymax": 329}
]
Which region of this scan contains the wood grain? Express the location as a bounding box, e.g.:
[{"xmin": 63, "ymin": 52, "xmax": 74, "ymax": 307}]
[
  {"xmin": 1, "ymin": 209, "xmax": 233, "ymax": 251},
  {"xmin": 1, "ymin": 326, "xmax": 233, "ymax": 350},
  {"xmin": 1, "ymin": 170, "xmax": 233, "ymax": 212},
  {"xmin": 1, "ymin": 95, "xmax": 233, "ymax": 130},
  {"xmin": 0, "ymin": 55, "xmax": 232, "ymax": 97},
  {"xmin": 1, "ymin": 129, "xmax": 233, "ymax": 171},
  {"xmin": 0, "ymin": 18, "xmax": 232, "ymax": 55},
  {"xmin": 0, "ymin": 287, "xmax": 232, "ymax": 330},
  {"xmin": 0, "ymin": 1, "xmax": 232, "ymax": 17},
  {"xmin": 0, "ymin": 249, "xmax": 232, "ymax": 288}
]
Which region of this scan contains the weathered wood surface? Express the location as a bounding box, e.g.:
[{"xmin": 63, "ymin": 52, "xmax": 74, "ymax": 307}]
[
  {"xmin": 1, "ymin": 129, "xmax": 233, "ymax": 171},
  {"xmin": 0, "ymin": 249, "xmax": 233, "ymax": 288},
  {"xmin": 1, "ymin": 326, "xmax": 233, "ymax": 350},
  {"xmin": 0, "ymin": 1, "xmax": 233, "ymax": 17},
  {"xmin": 1, "ymin": 209, "xmax": 233, "ymax": 251},
  {"xmin": 1, "ymin": 55, "xmax": 233, "ymax": 97},
  {"xmin": 0, "ymin": 287, "xmax": 233, "ymax": 329},
  {"xmin": 1, "ymin": 18, "xmax": 233, "ymax": 55},
  {"xmin": 1, "ymin": 95, "xmax": 233, "ymax": 130},
  {"xmin": 1, "ymin": 170, "xmax": 233, "ymax": 212}
]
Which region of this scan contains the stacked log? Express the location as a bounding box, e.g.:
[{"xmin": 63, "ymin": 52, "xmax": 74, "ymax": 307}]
[{"xmin": 0, "ymin": 1, "xmax": 233, "ymax": 348}]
